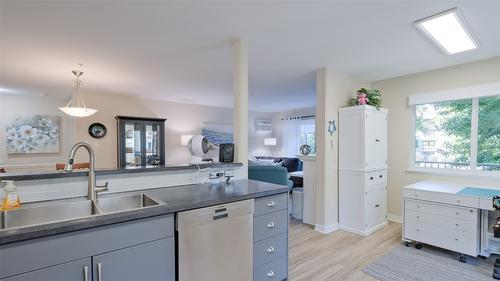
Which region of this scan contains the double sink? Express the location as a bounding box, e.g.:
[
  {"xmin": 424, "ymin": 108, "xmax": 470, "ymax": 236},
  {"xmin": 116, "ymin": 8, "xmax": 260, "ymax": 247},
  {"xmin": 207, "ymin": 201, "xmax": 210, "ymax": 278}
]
[{"xmin": 0, "ymin": 193, "xmax": 161, "ymax": 230}]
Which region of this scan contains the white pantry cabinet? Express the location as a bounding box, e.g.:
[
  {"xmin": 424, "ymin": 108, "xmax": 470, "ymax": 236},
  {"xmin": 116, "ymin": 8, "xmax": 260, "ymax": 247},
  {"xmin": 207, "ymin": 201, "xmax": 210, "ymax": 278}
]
[{"xmin": 339, "ymin": 105, "xmax": 388, "ymax": 235}]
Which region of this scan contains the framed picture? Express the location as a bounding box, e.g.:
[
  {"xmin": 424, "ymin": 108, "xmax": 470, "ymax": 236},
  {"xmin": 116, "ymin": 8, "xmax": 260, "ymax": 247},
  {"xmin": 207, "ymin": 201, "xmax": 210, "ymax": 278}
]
[{"xmin": 5, "ymin": 115, "xmax": 61, "ymax": 154}]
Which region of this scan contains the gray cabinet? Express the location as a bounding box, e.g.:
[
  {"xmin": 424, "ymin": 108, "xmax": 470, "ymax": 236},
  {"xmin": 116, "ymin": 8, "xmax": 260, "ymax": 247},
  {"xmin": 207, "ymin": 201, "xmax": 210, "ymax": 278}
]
[
  {"xmin": 253, "ymin": 193, "xmax": 289, "ymax": 281},
  {"xmin": 0, "ymin": 215, "xmax": 175, "ymax": 281},
  {"xmin": 93, "ymin": 237, "xmax": 175, "ymax": 281},
  {"xmin": 2, "ymin": 258, "xmax": 91, "ymax": 281}
]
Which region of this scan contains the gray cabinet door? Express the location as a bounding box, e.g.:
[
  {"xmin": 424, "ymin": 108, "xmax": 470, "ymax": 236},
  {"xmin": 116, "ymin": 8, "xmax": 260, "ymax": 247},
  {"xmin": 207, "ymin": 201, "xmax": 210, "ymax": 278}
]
[
  {"xmin": 2, "ymin": 258, "xmax": 90, "ymax": 281},
  {"xmin": 92, "ymin": 237, "xmax": 175, "ymax": 281}
]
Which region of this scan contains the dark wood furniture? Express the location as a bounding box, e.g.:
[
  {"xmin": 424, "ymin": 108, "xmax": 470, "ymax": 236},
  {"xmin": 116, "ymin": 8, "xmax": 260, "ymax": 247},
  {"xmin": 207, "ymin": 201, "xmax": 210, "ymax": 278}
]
[{"xmin": 116, "ymin": 116, "xmax": 166, "ymax": 168}]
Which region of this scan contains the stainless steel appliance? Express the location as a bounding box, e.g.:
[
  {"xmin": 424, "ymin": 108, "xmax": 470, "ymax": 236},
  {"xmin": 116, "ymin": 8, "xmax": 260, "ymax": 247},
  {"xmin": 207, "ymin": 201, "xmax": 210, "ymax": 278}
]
[{"xmin": 177, "ymin": 199, "xmax": 254, "ymax": 281}]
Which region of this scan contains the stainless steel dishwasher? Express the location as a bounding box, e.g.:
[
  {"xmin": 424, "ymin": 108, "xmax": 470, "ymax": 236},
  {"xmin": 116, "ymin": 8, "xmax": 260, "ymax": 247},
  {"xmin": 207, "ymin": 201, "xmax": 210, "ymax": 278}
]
[{"xmin": 177, "ymin": 199, "xmax": 254, "ymax": 281}]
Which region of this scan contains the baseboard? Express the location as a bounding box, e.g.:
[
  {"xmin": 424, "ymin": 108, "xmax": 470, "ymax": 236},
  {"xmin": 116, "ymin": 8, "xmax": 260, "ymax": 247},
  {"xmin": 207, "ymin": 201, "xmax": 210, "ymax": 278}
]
[
  {"xmin": 387, "ymin": 214, "xmax": 402, "ymax": 223},
  {"xmin": 314, "ymin": 223, "xmax": 339, "ymax": 234},
  {"xmin": 339, "ymin": 221, "xmax": 388, "ymax": 236}
]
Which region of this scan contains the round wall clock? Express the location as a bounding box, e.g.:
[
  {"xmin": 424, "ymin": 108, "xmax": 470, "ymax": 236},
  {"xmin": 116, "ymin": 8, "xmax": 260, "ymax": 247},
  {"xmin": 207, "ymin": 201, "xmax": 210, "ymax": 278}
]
[{"xmin": 88, "ymin": 123, "xmax": 107, "ymax": 139}]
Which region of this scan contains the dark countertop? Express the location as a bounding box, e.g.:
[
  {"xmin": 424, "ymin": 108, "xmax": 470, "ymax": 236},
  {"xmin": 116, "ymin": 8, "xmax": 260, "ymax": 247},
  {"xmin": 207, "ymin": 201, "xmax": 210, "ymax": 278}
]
[
  {"xmin": 0, "ymin": 162, "xmax": 243, "ymax": 181},
  {"xmin": 0, "ymin": 179, "xmax": 288, "ymax": 245}
]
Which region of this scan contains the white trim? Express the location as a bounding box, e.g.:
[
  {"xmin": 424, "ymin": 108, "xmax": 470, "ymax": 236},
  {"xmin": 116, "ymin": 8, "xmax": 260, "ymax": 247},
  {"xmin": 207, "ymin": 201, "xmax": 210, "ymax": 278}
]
[
  {"xmin": 409, "ymin": 105, "xmax": 416, "ymax": 169},
  {"xmin": 405, "ymin": 167, "xmax": 500, "ymax": 180},
  {"xmin": 314, "ymin": 223, "xmax": 339, "ymax": 234},
  {"xmin": 387, "ymin": 214, "xmax": 402, "ymax": 223},
  {"xmin": 408, "ymin": 82, "xmax": 500, "ymax": 105},
  {"xmin": 339, "ymin": 222, "xmax": 388, "ymax": 236},
  {"xmin": 470, "ymin": 97, "xmax": 479, "ymax": 170}
]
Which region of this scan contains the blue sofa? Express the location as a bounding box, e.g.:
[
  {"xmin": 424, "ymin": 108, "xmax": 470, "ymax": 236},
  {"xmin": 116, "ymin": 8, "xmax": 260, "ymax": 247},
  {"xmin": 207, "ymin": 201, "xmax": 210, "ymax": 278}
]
[{"xmin": 248, "ymin": 165, "xmax": 293, "ymax": 192}]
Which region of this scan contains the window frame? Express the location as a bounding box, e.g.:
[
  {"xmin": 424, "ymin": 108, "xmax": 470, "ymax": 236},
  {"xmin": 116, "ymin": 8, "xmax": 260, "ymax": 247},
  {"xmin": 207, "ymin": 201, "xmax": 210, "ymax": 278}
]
[{"xmin": 408, "ymin": 95, "xmax": 500, "ymax": 178}]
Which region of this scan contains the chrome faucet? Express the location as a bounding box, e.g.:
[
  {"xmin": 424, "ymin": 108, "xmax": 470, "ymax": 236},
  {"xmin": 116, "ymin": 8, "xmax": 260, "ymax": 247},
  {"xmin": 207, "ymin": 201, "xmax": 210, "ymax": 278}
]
[{"xmin": 65, "ymin": 142, "xmax": 108, "ymax": 201}]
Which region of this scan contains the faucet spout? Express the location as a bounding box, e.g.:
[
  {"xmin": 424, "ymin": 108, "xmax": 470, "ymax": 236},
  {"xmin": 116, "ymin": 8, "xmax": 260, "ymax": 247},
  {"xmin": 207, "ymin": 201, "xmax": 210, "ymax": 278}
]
[{"xmin": 66, "ymin": 142, "xmax": 107, "ymax": 201}]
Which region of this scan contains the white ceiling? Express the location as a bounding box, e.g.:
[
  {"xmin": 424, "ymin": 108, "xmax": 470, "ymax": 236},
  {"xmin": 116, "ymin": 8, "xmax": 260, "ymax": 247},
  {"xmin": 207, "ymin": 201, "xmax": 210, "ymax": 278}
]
[{"xmin": 1, "ymin": 0, "xmax": 499, "ymax": 112}]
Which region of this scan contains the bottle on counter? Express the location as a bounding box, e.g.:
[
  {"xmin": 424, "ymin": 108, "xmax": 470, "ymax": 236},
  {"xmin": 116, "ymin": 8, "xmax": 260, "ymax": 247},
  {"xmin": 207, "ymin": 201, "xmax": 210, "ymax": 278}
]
[{"xmin": 1, "ymin": 180, "xmax": 21, "ymax": 211}]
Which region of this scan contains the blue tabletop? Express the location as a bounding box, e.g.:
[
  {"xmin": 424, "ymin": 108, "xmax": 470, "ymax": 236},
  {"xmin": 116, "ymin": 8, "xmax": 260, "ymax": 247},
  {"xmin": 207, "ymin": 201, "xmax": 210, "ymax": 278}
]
[{"xmin": 457, "ymin": 187, "xmax": 500, "ymax": 198}]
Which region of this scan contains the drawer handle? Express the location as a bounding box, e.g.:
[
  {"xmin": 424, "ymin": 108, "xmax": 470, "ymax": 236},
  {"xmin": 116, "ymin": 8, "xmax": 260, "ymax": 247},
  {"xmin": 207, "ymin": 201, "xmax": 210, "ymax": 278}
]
[
  {"xmin": 375, "ymin": 204, "xmax": 380, "ymax": 208},
  {"xmin": 379, "ymin": 175, "xmax": 383, "ymax": 178},
  {"xmin": 267, "ymin": 201, "xmax": 277, "ymax": 207},
  {"xmin": 267, "ymin": 222, "xmax": 276, "ymax": 228},
  {"xmin": 266, "ymin": 246, "xmax": 276, "ymax": 253},
  {"xmin": 97, "ymin": 263, "xmax": 102, "ymax": 281},
  {"xmin": 84, "ymin": 266, "xmax": 89, "ymax": 281},
  {"xmin": 370, "ymin": 176, "xmax": 374, "ymax": 180},
  {"xmin": 375, "ymin": 139, "xmax": 380, "ymax": 142},
  {"xmin": 267, "ymin": 270, "xmax": 276, "ymax": 278}
]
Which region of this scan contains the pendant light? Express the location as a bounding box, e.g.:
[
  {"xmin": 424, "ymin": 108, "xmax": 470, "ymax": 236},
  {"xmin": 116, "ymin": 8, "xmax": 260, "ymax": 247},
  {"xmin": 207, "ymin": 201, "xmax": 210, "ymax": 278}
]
[{"xmin": 59, "ymin": 65, "xmax": 98, "ymax": 117}]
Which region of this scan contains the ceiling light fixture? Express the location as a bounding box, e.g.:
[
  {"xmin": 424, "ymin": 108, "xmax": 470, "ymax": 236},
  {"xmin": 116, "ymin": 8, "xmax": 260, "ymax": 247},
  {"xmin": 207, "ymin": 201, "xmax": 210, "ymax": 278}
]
[
  {"xmin": 415, "ymin": 8, "xmax": 478, "ymax": 55},
  {"xmin": 59, "ymin": 65, "xmax": 98, "ymax": 117}
]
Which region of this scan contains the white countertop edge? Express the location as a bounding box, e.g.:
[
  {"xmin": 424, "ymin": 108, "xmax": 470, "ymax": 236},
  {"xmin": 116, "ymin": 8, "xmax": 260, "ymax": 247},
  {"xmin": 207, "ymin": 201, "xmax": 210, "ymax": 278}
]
[{"xmin": 405, "ymin": 168, "xmax": 500, "ymax": 180}]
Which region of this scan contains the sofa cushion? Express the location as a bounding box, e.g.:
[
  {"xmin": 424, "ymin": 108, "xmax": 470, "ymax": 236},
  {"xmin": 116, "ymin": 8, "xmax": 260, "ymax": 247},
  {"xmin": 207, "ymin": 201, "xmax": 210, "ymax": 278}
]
[{"xmin": 281, "ymin": 157, "xmax": 301, "ymax": 173}]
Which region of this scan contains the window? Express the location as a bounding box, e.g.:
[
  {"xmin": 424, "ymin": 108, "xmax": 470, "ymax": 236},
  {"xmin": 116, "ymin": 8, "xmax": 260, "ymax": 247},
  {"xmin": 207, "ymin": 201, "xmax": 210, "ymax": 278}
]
[
  {"xmin": 413, "ymin": 95, "xmax": 500, "ymax": 172},
  {"xmin": 299, "ymin": 119, "xmax": 316, "ymax": 154}
]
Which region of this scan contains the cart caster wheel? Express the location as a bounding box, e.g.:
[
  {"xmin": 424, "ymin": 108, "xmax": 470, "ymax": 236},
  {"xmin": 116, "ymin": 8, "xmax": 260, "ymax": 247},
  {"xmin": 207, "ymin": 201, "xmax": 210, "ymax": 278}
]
[
  {"xmin": 493, "ymin": 272, "xmax": 500, "ymax": 280},
  {"xmin": 459, "ymin": 256, "xmax": 466, "ymax": 263},
  {"xmin": 415, "ymin": 243, "xmax": 422, "ymax": 249},
  {"xmin": 404, "ymin": 242, "xmax": 411, "ymax": 247},
  {"xmin": 495, "ymin": 259, "xmax": 500, "ymax": 267}
]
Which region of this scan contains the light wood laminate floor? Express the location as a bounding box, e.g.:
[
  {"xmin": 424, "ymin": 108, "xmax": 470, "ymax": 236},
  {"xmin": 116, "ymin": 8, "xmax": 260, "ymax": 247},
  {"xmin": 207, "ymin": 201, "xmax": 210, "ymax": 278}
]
[{"xmin": 289, "ymin": 219, "xmax": 402, "ymax": 281}]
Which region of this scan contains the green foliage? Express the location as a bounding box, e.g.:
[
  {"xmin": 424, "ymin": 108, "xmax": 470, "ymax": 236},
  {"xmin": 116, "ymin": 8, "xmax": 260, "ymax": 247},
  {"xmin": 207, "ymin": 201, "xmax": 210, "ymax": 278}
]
[
  {"xmin": 349, "ymin": 88, "xmax": 383, "ymax": 109},
  {"xmin": 435, "ymin": 97, "xmax": 500, "ymax": 168}
]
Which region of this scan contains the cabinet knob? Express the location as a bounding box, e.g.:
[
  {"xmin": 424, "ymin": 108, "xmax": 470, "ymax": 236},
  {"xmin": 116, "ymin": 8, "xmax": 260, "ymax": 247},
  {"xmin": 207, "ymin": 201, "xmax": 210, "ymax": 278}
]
[
  {"xmin": 370, "ymin": 176, "xmax": 374, "ymax": 180},
  {"xmin": 267, "ymin": 201, "xmax": 277, "ymax": 207},
  {"xmin": 266, "ymin": 246, "xmax": 276, "ymax": 253},
  {"xmin": 416, "ymin": 216, "xmax": 420, "ymax": 219},
  {"xmin": 416, "ymin": 229, "xmax": 420, "ymax": 232},
  {"xmin": 455, "ymin": 238, "xmax": 459, "ymax": 241},
  {"xmin": 267, "ymin": 222, "xmax": 276, "ymax": 228},
  {"xmin": 379, "ymin": 175, "xmax": 383, "ymax": 178},
  {"xmin": 375, "ymin": 139, "xmax": 380, "ymax": 142},
  {"xmin": 267, "ymin": 270, "xmax": 276, "ymax": 278},
  {"xmin": 456, "ymin": 223, "xmax": 459, "ymax": 227}
]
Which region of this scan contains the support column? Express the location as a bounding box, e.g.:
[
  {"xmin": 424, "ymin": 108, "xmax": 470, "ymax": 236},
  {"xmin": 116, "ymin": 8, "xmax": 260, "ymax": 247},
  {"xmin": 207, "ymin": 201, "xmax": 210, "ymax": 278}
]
[
  {"xmin": 315, "ymin": 67, "xmax": 339, "ymax": 233},
  {"xmin": 233, "ymin": 37, "xmax": 249, "ymax": 178}
]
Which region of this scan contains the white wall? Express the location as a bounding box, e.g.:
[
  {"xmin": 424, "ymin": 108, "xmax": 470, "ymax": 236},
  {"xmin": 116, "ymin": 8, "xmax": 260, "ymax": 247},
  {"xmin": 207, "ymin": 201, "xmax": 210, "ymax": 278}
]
[
  {"xmin": 248, "ymin": 111, "xmax": 273, "ymax": 158},
  {"xmin": 0, "ymin": 94, "xmax": 74, "ymax": 171},
  {"xmin": 0, "ymin": 92, "xmax": 271, "ymax": 171},
  {"xmin": 373, "ymin": 56, "xmax": 500, "ymax": 218}
]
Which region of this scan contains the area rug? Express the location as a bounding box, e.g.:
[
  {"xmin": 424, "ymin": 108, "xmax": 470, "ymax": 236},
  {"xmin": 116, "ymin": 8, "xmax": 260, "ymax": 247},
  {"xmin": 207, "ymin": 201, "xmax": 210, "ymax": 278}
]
[{"xmin": 362, "ymin": 244, "xmax": 495, "ymax": 281}]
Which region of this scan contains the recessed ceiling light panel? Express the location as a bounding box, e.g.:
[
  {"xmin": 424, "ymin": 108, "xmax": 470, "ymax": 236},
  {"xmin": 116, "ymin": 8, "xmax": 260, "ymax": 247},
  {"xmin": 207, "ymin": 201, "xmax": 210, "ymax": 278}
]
[{"xmin": 416, "ymin": 8, "xmax": 479, "ymax": 55}]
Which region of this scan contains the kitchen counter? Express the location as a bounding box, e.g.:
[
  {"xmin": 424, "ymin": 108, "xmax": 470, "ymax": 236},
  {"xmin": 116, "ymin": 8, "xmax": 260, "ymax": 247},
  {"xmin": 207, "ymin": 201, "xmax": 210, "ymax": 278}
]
[
  {"xmin": 0, "ymin": 179, "xmax": 288, "ymax": 245},
  {"xmin": 0, "ymin": 162, "xmax": 243, "ymax": 181}
]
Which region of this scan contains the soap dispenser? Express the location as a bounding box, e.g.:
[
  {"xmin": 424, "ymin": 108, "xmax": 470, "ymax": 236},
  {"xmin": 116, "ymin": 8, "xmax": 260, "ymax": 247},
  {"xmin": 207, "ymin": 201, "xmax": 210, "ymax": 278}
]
[{"xmin": 1, "ymin": 180, "xmax": 21, "ymax": 211}]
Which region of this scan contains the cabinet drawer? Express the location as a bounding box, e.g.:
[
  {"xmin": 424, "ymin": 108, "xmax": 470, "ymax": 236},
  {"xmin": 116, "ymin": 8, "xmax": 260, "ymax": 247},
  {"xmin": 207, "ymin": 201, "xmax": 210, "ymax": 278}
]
[
  {"xmin": 254, "ymin": 256, "xmax": 287, "ymax": 281},
  {"xmin": 365, "ymin": 170, "xmax": 387, "ymax": 189},
  {"xmin": 254, "ymin": 233, "xmax": 287, "ymax": 267},
  {"xmin": 405, "ymin": 199, "xmax": 478, "ymax": 222},
  {"xmin": 254, "ymin": 194, "xmax": 288, "ymax": 216},
  {"xmin": 366, "ymin": 186, "xmax": 387, "ymax": 228},
  {"xmin": 405, "ymin": 210, "xmax": 477, "ymax": 233},
  {"xmin": 411, "ymin": 221, "xmax": 478, "ymax": 256},
  {"xmin": 254, "ymin": 210, "xmax": 288, "ymax": 242},
  {"xmin": 403, "ymin": 189, "xmax": 478, "ymax": 208}
]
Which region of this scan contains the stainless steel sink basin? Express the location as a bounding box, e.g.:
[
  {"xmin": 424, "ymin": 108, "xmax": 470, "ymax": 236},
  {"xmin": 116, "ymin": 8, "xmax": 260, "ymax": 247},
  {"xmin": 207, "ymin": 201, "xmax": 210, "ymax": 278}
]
[
  {"xmin": 0, "ymin": 200, "xmax": 100, "ymax": 229},
  {"xmin": 97, "ymin": 194, "xmax": 160, "ymax": 213}
]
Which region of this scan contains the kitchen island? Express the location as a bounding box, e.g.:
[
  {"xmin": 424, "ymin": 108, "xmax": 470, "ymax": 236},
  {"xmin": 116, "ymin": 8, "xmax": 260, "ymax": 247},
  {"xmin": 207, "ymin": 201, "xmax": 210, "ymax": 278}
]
[{"xmin": 0, "ymin": 179, "xmax": 289, "ymax": 281}]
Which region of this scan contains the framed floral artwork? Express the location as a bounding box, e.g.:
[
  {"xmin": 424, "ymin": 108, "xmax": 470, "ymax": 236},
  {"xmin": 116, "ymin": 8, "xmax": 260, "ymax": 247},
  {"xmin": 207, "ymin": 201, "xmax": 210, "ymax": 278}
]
[{"xmin": 5, "ymin": 115, "xmax": 61, "ymax": 154}]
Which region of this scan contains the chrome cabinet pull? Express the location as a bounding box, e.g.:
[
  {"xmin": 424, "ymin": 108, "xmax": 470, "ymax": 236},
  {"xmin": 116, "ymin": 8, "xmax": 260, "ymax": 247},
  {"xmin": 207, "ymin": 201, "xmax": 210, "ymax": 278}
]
[
  {"xmin": 84, "ymin": 266, "xmax": 89, "ymax": 281},
  {"xmin": 267, "ymin": 201, "xmax": 276, "ymax": 207},
  {"xmin": 267, "ymin": 270, "xmax": 276, "ymax": 278},
  {"xmin": 266, "ymin": 246, "xmax": 276, "ymax": 253},
  {"xmin": 97, "ymin": 263, "xmax": 103, "ymax": 281},
  {"xmin": 267, "ymin": 222, "xmax": 276, "ymax": 228}
]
